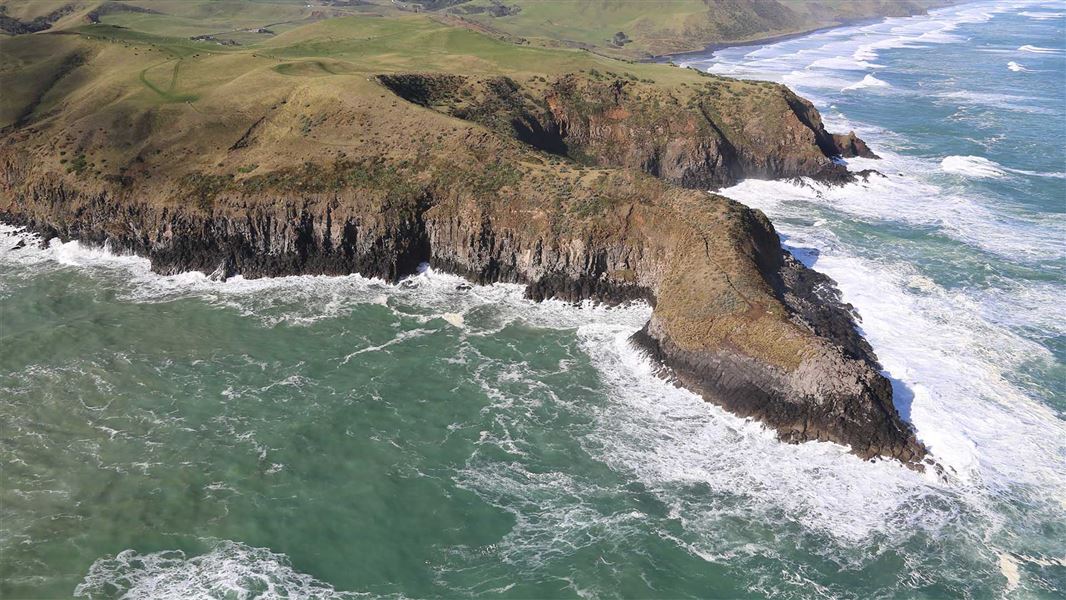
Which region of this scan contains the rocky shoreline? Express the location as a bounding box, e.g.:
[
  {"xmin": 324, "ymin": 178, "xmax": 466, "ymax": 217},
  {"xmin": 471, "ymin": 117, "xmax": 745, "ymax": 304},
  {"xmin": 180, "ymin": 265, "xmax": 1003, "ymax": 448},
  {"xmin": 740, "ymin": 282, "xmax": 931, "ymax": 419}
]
[{"xmin": 0, "ymin": 178, "xmax": 925, "ymax": 468}]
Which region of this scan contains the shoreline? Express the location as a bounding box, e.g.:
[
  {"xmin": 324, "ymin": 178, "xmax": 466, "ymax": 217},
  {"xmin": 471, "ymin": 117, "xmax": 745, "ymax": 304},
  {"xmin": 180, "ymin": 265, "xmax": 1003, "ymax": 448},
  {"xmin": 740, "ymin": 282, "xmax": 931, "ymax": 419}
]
[
  {"xmin": 649, "ymin": 19, "xmax": 882, "ymax": 64},
  {"xmin": 646, "ymin": 1, "xmax": 970, "ymax": 65}
]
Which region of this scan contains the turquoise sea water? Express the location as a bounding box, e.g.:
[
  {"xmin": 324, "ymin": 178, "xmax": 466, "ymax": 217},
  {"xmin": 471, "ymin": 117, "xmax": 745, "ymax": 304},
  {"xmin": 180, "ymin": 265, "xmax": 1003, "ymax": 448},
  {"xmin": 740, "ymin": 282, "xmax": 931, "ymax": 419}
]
[{"xmin": 2, "ymin": 1, "xmax": 1064, "ymax": 598}]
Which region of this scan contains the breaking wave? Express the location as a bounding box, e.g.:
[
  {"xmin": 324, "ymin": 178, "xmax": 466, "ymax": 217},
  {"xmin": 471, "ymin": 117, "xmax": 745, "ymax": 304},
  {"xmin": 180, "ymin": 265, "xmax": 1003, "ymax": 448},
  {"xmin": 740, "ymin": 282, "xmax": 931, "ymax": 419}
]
[
  {"xmin": 2, "ymin": 221, "xmax": 1046, "ymax": 569},
  {"xmin": 1018, "ymin": 44, "xmax": 1062, "ymax": 53},
  {"xmin": 935, "ymin": 90, "xmax": 1056, "ymax": 115},
  {"xmin": 719, "ymin": 175, "xmax": 1064, "ymax": 466},
  {"xmin": 940, "ymin": 155, "xmax": 1065, "ymax": 180},
  {"xmin": 1018, "ymin": 11, "xmax": 1064, "ymax": 20},
  {"xmin": 842, "ymin": 74, "xmax": 890, "ymax": 91},
  {"xmin": 941, "ymin": 155, "xmax": 1007, "ymax": 178},
  {"xmin": 74, "ymin": 541, "xmax": 364, "ymax": 600},
  {"xmin": 681, "ymin": 0, "xmax": 1012, "ymax": 97}
]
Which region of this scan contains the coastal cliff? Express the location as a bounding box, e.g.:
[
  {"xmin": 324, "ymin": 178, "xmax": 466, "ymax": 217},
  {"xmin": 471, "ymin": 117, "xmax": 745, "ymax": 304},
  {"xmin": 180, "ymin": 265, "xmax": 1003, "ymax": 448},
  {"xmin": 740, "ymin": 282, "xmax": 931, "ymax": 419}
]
[
  {"xmin": 0, "ymin": 71, "xmax": 924, "ymax": 465},
  {"xmin": 0, "ymin": 12, "xmax": 924, "ymax": 465}
]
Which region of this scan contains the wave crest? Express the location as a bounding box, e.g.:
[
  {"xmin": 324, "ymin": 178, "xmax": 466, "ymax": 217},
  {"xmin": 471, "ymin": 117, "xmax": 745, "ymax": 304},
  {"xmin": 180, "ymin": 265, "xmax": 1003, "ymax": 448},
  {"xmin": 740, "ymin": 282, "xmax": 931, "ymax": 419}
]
[
  {"xmin": 74, "ymin": 541, "xmax": 358, "ymax": 600},
  {"xmin": 842, "ymin": 74, "xmax": 891, "ymax": 91},
  {"xmin": 1018, "ymin": 11, "xmax": 1064, "ymax": 21},
  {"xmin": 940, "ymin": 155, "xmax": 1007, "ymax": 178},
  {"xmin": 1018, "ymin": 44, "xmax": 1061, "ymax": 54}
]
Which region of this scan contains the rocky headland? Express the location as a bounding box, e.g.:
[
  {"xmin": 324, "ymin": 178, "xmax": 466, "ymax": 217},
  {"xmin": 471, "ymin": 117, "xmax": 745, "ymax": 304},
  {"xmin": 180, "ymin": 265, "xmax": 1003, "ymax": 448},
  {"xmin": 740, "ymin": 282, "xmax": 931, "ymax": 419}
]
[{"xmin": 0, "ymin": 31, "xmax": 924, "ymax": 466}]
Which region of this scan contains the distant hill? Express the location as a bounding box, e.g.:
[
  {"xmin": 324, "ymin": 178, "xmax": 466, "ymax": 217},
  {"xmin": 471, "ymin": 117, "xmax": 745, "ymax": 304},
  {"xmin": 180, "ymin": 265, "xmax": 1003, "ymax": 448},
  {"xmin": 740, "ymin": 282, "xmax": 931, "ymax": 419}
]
[{"xmin": 412, "ymin": 0, "xmax": 958, "ymax": 58}]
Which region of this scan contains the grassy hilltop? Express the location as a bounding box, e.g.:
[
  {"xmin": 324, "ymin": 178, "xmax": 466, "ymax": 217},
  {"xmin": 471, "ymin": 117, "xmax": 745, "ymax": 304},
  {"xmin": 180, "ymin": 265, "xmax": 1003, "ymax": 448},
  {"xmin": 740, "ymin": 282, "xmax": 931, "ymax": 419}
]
[{"xmin": 0, "ymin": 0, "xmax": 817, "ymax": 184}]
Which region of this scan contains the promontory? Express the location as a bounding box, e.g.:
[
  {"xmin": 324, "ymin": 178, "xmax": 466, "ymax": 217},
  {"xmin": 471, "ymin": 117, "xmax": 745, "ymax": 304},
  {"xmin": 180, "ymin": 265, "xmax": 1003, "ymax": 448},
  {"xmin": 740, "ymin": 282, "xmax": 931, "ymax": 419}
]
[{"xmin": 0, "ymin": 0, "xmax": 932, "ymax": 466}]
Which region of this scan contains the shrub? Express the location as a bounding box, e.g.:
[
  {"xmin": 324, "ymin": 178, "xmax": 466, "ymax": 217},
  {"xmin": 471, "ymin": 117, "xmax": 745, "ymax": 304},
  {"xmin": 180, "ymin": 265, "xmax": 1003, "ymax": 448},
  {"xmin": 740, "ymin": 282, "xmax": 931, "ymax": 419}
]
[{"xmin": 66, "ymin": 154, "xmax": 88, "ymax": 174}]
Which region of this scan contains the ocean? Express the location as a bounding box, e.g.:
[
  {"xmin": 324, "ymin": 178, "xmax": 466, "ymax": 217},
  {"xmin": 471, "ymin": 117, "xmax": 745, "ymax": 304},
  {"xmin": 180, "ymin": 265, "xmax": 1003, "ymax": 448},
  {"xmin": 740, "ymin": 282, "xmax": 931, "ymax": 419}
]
[{"xmin": 1, "ymin": 1, "xmax": 1063, "ymax": 597}]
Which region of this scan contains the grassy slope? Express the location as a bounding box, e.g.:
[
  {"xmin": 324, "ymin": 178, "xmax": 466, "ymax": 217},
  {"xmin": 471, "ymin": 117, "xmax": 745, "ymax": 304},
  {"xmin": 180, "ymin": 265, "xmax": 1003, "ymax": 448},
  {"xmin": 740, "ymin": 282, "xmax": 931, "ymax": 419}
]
[
  {"xmin": 0, "ymin": 1, "xmax": 709, "ymax": 128},
  {"xmin": 0, "ymin": 0, "xmax": 735, "ymax": 194},
  {"xmin": 432, "ymin": 0, "xmax": 955, "ymax": 57},
  {"xmin": 0, "ymin": 0, "xmax": 853, "ymax": 193}
]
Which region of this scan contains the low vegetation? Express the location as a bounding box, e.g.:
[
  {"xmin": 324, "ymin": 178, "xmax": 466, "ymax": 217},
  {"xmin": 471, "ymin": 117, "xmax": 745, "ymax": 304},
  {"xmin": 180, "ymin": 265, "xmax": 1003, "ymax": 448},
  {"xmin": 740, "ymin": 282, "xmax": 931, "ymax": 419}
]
[
  {"xmin": 407, "ymin": 0, "xmax": 955, "ymax": 58},
  {"xmin": 0, "ymin": 0, "xmax": 779, "ymax": 193}
]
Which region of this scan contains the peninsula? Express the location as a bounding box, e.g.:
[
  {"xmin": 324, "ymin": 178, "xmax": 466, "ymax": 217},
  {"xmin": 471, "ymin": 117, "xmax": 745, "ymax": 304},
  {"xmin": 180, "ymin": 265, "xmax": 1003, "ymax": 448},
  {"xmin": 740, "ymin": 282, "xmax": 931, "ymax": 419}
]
[{"xmin": 0, "ymin": 0, "xmax": 939, "ymax": 465}]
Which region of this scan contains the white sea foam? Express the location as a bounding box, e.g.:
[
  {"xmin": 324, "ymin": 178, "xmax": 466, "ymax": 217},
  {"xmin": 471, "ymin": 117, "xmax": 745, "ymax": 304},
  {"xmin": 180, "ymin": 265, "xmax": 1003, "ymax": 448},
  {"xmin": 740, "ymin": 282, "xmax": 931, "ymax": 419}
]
[
  {"xmin": 74, "ymin": 541, "xmax": 365, "ymax": 599},
  {"xmin": 998, "ymin": 552, "xmax": 1022, "ymax": 592},
  {"xmin": 808, "ymin": 56, "xmax": 884, "ymax": 71},
  {"xmin": 719, "ymin": 165, "xmax": 1065, "ymax": 264},
  {"xmin": 0, "ymin": 224, "xmax": 656, "ymax": 334},
  {"xmin": 30, "ymin": 221, "xmax": 925, "ymax": 553},
  {"xmin": 682, "ymin": 0, "xmax": 1013, "ymax": 92},
  {"xmin": 454, "ymin": 317, "xmax": 941, "ymax": 562},
  {"xmin": 941, "ymin": 155, "xmax": 1066, "ymax": 180},
  {"xmin": 578, "ymin": 328, "xmax": 941, "ymax": 542},
  {"xmin": 781, "ymin": 69, "xmax": 856, "ymax": 92},
  {"xmin": 941, "ymin": 155, "xmax": 1007, "ymax": 178},
  {"xmin": 3, "ymin": 208, "xmax": 1062, "ymax": 596},
  {"xmin": 1018, "ymin": 44, "xmax": 1062, "ymax": 53},
  {"xmin": 1009, "ymin": 167, "xmax": 1066, "ymax": 179},
  {"xmin": 1007, "ymin": 60, "xmax": 1030, "ymax": 71},
  {"xmin": 441, "ymin": 312, "xmax": 465, "ymax": 328},
  {"xmin": 3, "ymin": 188, "xmax": 1062, "ymax": 517},
  {"xmin": 716, "ymin": 179, "xmax": 1066, "ymax": 495},
  {"xmin": 842, "ymin": 74, "xmax": 891, "ymax": 91},
  {"xmin": 936, "ymin": 90, "xmax": 1056, "ymax": 115},
  {"xmin": 1019, "ymin": 11, "xmax": 1065, "ymax": 20},
  {"xmin": 678, "ymin": 0, "xmax": 1058, "ymax": 138}
]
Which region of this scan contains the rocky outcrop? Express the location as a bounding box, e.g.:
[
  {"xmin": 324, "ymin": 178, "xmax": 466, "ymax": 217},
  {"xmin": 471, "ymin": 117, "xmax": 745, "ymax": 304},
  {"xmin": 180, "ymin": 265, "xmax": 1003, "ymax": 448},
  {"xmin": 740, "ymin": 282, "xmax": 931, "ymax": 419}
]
[
  {"xmin": 376, "ymin": 72, "xmax": 877, "ymax": 189},
  {"xmin": 832, "ymin": 131, "xmax": 879, "ymax": 159},
  {"xmin": 0, "ymin": 3, "xmax": 76, "ymax": 35}
]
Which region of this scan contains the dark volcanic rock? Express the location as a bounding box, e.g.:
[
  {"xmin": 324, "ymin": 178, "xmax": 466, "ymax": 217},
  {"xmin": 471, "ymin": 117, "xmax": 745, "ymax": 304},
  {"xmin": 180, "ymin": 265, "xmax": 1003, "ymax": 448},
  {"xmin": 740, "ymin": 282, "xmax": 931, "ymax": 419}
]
[
  {"xmin": 833, "ymin": 131, "xmax": 880, "ymax": 159},
  {"xmin": 631, "ymin": 319, "xmax": 924, "ymax": 464}
]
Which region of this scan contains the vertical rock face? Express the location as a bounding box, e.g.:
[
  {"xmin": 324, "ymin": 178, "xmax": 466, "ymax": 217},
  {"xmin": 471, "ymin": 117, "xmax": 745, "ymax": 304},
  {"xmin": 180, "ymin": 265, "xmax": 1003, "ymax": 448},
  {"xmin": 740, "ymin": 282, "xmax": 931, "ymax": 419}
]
[
  {"xmin": 0, "ymin": 161, "xmax": 924, "ymax": 467},
  {"xmin": 376, "ymin": 73, "xmax": 877, "ymax": 189},
  {"xmin": 542, "ymin": 76, "xmax": 835, "ymax": 187}
]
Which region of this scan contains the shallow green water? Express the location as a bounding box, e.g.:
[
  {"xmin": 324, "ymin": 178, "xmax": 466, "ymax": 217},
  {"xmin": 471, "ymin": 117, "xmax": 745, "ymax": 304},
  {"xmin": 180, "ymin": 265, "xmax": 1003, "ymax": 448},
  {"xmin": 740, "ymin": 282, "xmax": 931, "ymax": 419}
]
[{"xmin": 1, "ymin": 232, "xmax": 1061, "ymax": 599}]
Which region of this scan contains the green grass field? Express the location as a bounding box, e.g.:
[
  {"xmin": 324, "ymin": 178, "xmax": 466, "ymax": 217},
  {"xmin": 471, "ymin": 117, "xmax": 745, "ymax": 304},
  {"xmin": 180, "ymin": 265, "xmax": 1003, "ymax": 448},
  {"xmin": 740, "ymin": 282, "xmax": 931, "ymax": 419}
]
[
  {"xmin": 0, "ymin": 0, "xmax": 736, "ymax": 191},
  {"xmin": 0, "ymin": 0, "xmax": 882, "ymax": 198},
  {"xmin": 2, "ymin": 0, "xmax": 715, "ymax": 130},
  {"xmin": 425, "ymin": 0, "xmax": 953, "ymax": 57}
]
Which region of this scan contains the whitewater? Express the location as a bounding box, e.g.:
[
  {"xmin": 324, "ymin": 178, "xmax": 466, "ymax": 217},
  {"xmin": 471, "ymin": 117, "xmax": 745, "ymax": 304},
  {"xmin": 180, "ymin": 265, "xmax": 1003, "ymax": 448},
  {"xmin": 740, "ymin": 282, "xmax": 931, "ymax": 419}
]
[
  {"xmin": 1, "ymin": 1, "xmax": 1064, "ymax": 598},
  {"xmin": 681, "ymin": 0, "xmax": 1066, "ymax": 593}
]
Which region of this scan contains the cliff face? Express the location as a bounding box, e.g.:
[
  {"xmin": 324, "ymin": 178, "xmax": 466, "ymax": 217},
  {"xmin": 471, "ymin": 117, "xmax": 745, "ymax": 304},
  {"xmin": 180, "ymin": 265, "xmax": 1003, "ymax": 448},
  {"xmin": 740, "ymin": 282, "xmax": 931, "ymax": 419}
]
[{"xmin": 376, "ymin": 72, "xmax": 876, "ymax": 190}]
